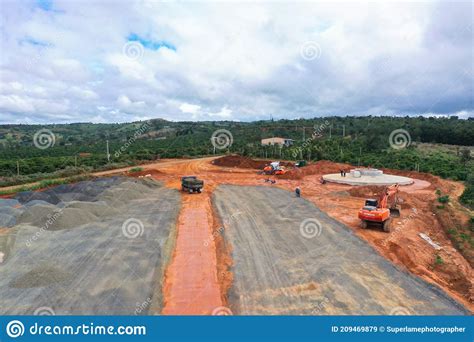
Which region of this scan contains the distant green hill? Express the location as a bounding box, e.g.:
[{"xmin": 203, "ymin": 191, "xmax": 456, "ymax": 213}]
[{"xmin": 0, "ymin": 116, "xmax": 473, "ymax": 184}]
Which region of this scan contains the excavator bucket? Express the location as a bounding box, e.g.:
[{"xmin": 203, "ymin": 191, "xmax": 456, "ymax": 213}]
[{"xmin": 390, "ymin": 206, "xmax": 401, "ymax": 217}]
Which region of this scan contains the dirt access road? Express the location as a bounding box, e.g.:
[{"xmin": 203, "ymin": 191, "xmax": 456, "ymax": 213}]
[
  {"xmin": 161, "ymin": 192, "xmax": 223, "ymax": 315},
  {"xmin": 213, "ymin": 185, "xmax": 468, "ymax": 314}
]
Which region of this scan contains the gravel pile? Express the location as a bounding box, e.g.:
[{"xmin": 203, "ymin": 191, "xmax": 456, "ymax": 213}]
[{"xmin": 0, "ymin": 177, "xmax": 180, "ymax": 315}]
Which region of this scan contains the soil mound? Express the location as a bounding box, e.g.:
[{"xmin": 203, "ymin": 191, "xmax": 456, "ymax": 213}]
[
  {"xmin": 213, "ymin": 155, "xmax": 294, "ymax": 170},
  {"xmin": 9, "ymin": 265, "xmax": 72, "ymax": 288},
  {"xmin": 15, "ymin": 191, "xmax": 61, "ymax": 205},
  {"xmin": 213, "ymin": 155, "xmax": 267, "ymax": 169},
  {"xmin": 18, "ymin": 204, "xmax": 57, "ymax": 226},
  {"xmin": 18, "ymin": 205, "xmax": 97, "ymax": 230},
  {"xmin": 348, "ymin": 185, "xmax": 387, "ymax": 198},
  {"xmin": 280, "ymin": 160, "xmax": 352, "ymax": 180},
  {"xmin": 47, "ymin": 208, "xmax": 97, "ymax": 230},
  {"xmin": 66, "ymin": 201, "xmax": 114, "ymax": 216}
]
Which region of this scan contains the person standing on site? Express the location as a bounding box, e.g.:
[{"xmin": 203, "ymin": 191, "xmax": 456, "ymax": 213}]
[
  {"xmin": 295, "ymin": 187, "xmax": 301, "ymax": 198},
  {"xmin": 340, "ymin": 169, "xmax": 343, "ymax": 177}
]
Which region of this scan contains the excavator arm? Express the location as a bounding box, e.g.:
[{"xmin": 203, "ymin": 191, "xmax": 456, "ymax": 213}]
[{"xmin": 378, "ymin": 184, "xmax": 400, "ymax": 216}]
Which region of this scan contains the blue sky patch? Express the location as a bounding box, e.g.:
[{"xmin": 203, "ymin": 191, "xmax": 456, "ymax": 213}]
[
  {"xmin": 127, "ymin": 33, "xmax": 176, "ymax": 51},
  {"xmin": 36, "ymin": 0, "xmax": 53, "ymax": 11},
  {"xmin": 19, "ymin": 37, "xmax": 51, "ymax": 47}
]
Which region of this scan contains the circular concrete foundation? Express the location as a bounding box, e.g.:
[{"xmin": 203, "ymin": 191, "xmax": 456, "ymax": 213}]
[{"xmin": 323, "ymin": 168, "xmax": 413, "ymax": 186}]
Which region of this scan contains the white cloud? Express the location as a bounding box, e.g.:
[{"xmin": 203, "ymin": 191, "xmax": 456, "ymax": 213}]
[
  {"xmin": 117, "ymin": 95, "xmax": 132, "ymax": 107},
  {"xmin": 0, "ymin": 94, "xmax": 35, "ymax": 113},
  {"xmin": 179, "ymin": 103, "xmax": 201, "ymax": 114},
  {"xmin": 0, "ymin": 0, "xmax": 472, "ymax": 123},
  {"xmin": 209, "ymin": 106, "xmax": 232, "ymax": 119}
]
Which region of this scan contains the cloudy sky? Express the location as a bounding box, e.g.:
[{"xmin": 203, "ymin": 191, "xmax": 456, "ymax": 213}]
[{"xmin": 0, "ymin": 0, "xmax": 472, "ymax": 124}]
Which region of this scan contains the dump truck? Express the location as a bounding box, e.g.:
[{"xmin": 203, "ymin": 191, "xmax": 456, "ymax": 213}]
[
  {"xmin": 358, "ymin": 184, "xmax": 400, "ymax": 232},
  {"xmin": 181, "ymin": 176, "xmax": 204, "ymax": 193}
]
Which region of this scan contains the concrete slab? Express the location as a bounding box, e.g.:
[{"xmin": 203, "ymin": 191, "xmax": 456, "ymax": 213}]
[{"xmin": 323, "ymin": 173, "xmax": 413, "ymax": 186}]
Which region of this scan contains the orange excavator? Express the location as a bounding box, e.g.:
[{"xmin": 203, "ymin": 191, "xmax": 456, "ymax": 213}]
[
  {"xmin": 358, "ymin": 184, "xmax": 401, "ymax": 232},
  {"xmin": 263, "ymin": 161, "xmax": 287, "ymax": 175}
]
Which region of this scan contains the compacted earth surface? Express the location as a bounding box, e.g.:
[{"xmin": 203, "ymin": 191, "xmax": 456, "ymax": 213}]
[
  {"xmin": 0, "ymin": 155, "xmax": 472, "ymax": 315},
  {"xmin": 213, "ymin": 185, "xmax": 468, "ymax": 315}
]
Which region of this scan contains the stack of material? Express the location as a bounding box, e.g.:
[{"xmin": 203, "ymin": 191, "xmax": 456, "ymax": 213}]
[{"xmin": 0, "ymin": 177, "xmax": 180, "ymax": 315}]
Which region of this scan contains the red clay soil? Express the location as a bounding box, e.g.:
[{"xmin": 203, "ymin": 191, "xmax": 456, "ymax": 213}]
[
  {"xmin": 280, "ymin": 160, "xmax": 352, "ymax": 180},
  {"xmin": 212, "ymin": 155, "xmax": 266, "ymax": 169},
  {"xmin": 162, "ymin": 193, "xmax": 224, "ymax": 315},
  {"xmin": 348, "ymin": 185, "xmax": 389, "ymax": 198},
  {"xmin": 212, "ymin": 155, "xmax": 294, "ymax": 170}
]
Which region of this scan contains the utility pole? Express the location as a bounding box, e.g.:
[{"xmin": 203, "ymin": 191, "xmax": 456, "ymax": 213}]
[
  {"xmin": 342, "ymin": 124, "xmax": 345, "ymax": 137},
  {"xmin": 302, "ymin": 127, "xmax": 305, "ymax": 141},
  {"xmin": 106, "ymin": 140, "xmax": 110, "ymax": 162}
]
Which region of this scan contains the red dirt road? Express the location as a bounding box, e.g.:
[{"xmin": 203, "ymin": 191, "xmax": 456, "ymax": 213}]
[{"xmin": 162, "ymin": 192, "xmax": 223, "ymax": 315}]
